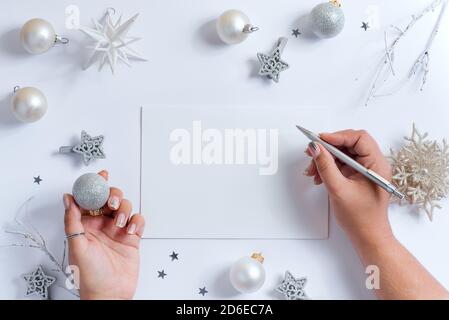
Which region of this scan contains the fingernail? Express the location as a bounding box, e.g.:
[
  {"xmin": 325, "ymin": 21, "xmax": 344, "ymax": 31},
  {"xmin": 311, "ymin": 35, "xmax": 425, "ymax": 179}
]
[
  {"xmin": 308, "ymin": 142, "xmax": 320, "ymax": 159},
  {"xmin": 303, "ymin": 168, "xmax": 309, "ymax": 176},
  {"xmin": 127, "ymin": 223, "xmax": 137, "ymax": 235},
  {"xmin": 109, "ymin": 196, "xmax": 120, "ymax": 210},
  {"xmin": 116, "ymin": 213, "xmax": 126, "ymax": 228},
  {"xmin": 63, "ymin": 194, "xmax": 70, "ymax": 210}
]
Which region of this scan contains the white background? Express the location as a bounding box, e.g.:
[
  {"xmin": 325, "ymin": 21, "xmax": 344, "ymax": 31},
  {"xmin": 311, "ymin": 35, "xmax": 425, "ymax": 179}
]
[{"xmin": 1, "ymin": 0, "xmax": 449, "ymax": 299}]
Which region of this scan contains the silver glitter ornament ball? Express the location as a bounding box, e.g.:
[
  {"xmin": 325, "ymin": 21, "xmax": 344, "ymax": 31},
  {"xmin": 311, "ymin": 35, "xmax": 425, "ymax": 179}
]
[
  {"xmin": 72, "ymin": 173, "xmax": 109, "ymax": 211},
  {"xmin": 309, "ymin": 2, "xmax": 345, "ymax": 39}
]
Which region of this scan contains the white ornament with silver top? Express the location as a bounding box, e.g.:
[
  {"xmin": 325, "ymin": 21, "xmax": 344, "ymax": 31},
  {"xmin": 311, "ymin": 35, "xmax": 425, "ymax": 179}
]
[
  {"xmin": 20, "ymin": 18, "xmax": 68, "ymax": 54},
  {"xmin": 216, "ymin": 9, "xmax": 259, "ymax": 45},
  {"xmin": 11, "ymin": 86, "xmax": 48, "ymax": 123}
]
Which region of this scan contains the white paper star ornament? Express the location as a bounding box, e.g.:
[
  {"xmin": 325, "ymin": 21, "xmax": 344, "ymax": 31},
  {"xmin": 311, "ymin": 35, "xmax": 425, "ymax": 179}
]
[{"xmin": 79, "ymin": 10, "xmax": 146, "ymax": 73}]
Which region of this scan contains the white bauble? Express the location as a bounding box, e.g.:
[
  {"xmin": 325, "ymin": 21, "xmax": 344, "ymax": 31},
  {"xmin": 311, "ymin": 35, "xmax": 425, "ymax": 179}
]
[
  {"xmin": 20, "ymin": 18, "xmax": 56, "ymax": 54},
  {"xmin": 216, "ymin": 10, "xmax": 253, "ymax": 45},
  {"xmin": 229, "ymin": 256, "xmax": 266, "ymax": 293},
  {"xmin": 310, "ymin": 2, "xmax": 345, "ymax": 39},
  {"xmin": 11, "ymin": 87, "xmax": 48, "ymax": 123}
]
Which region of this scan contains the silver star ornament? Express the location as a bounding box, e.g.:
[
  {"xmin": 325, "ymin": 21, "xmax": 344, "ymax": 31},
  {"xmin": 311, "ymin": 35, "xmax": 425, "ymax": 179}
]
[
  {"xmin": 275, "ymin": 270, "xmax": 308, "ymax": 300},
  {"xmin": 23, "ymin": 265, "xmax": 56, "ymax": 300},
  {"xmin": 257, "ymin": 37, "xmax": 289, "ymax": 83},
  {"xmin": 80, "ymin": 10, "xmax": 146, "ymax": 73},
  {"xmin": 59, "ymin": 131, "xmax": 106, "ymax": 165}
]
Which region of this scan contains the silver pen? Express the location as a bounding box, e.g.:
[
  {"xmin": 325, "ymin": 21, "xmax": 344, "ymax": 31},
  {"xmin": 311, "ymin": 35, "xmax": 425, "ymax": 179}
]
[{"xmin": 296, "ymin": 125, "xmax": 405, "ymax": 200}]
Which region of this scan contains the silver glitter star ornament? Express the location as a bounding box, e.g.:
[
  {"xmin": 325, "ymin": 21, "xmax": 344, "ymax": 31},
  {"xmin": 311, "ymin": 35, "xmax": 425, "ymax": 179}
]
[
  {"xmin": 257, "ymin": 37, "xmax": 289, "ymax": 83},
  {"xmin": 275, "ymin": 270, "xmax": 308, "ymax": 300},
  {"xmin": 59, "ymin": 131, "xmax": 106, "ymax": 165},
  {"xmin": 79, "ymin": 9, "xmax": 146, "ymax": 73},
  {"xmin": 23, "ymin": 265, "xmax": 56, "ymax": 300}
]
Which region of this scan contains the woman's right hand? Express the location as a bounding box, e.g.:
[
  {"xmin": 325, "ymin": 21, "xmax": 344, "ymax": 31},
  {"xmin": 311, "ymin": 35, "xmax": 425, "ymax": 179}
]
[{"xmin": 304, "ymin": 130, "xmax": 393, "ymax": 246}]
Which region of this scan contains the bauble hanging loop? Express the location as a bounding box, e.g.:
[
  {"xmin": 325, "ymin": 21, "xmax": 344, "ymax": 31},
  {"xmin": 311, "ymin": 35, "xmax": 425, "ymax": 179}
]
[
  {"xmin": 216, "ymin": 9, "xmax": 259, "ymax": 45},
  {"xmin": 11, "ymin": 86, "xmax": 48, "ymax": 123},
  {"xmin": 20, "ymin": 18, "xmax": 68, "ymax": 54},
  {"xmin": 229, "ymin": 253, "xmax": 266, "ymax": 293},
  {"xmin": 309, "ymin": 1, "xmax": 345, "ymax": 39}
]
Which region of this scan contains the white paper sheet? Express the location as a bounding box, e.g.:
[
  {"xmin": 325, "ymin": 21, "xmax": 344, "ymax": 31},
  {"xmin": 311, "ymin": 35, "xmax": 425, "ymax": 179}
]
[{"xmin": 141, "ymin": 106, "xmax": 329, "ymax": 239}]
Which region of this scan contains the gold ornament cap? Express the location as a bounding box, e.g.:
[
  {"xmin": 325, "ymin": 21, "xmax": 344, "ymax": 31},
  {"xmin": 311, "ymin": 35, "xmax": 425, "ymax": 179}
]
[
  {"xmin": 330, "ymin": 0, "xmax": 342, "ymax": 7},
  {"xmin": 251, "ymin": 252, "xmax": 264, "ymax": 264}
]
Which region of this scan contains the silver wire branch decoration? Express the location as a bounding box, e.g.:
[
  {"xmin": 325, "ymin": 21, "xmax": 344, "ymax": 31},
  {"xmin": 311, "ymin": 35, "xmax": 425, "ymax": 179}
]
[
  {"xmin": 390, "ymin": 124, "xmax": 449, "ymax": 221},
  {"xmin": 365, "ymin": 0, "xmax": 448, "ymax": 106},
  {"xmin": 2, "ymin": 197, "xmax": 79, "ymax": 297}
]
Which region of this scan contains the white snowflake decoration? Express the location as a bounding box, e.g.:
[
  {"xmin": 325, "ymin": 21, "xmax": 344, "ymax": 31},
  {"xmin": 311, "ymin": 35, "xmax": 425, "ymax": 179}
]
[
  {"xmin": 79, "ymin": 10, "xmax": 146, "ymax": 73},
  {"xmin": 390, "ymin": 124, "xmax": 449, "ymax": 221}
]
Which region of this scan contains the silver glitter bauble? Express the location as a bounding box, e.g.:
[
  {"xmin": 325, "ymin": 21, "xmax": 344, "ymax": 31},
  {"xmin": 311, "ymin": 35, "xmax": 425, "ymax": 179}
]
[
  {"xmin": 229, "ymin": 254, "xmax": 265, "ymax": 293},
  {"xmin": 11, "ymin": 87, "xmax": 48, "ymax": 123},
  {"xmin": 72, "ymin": 173, "xmax": 109, "ymax": 211},
  {"xmin": 309, "ymin": 2, "xmax": 345, "ymax": 39},
  {"xmin": 20, "ymin": 18, "xmax": 56, "ymax": 54}
]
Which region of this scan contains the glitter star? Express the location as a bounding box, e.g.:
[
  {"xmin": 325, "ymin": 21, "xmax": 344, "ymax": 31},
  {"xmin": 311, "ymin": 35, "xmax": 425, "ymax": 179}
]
[
  {"xmin": 33, "ymin": 176, "xmax": 42, "ymax": 185},
  {"xmin": 257, "ymin": 42, "xmax": 289, "ymax": 83},
  {"xmin": 361, "ymin": 22, "xmax": 370, "ymax": 31},
  {"xmin": 80, "ymin": 11, "xmax": 146, "ymax": 73},
  {"xmin": 157, "ymin": 270, "xmax": 167, "ymax": 279},
  {"xmin": 23, "ymin": 265, "xmax": 55, "ymax": 300},
  {"xmin": 291, "ymin": 28, "xmax": 301, "ymax": 38},
  {"xmin": 198, "ymin": 286, "xmax": 208, "ymax": 296},
  {"xmin": 72, "ymin": 131, "xmax": 106, "ymax": 165},
  {"xmin": 275, "ymin": 271, "xmax": 308, "ymax": 300},
  {"xmin": 169, "ymin": 251, "xmax": 179, "ymax": 261}
]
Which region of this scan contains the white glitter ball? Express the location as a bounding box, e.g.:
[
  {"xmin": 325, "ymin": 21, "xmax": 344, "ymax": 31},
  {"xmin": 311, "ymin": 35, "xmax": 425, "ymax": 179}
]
[
  {"xmin": 72, "ymin": 173, "xmax": 109, "ymax": 211},
  {"xmin": 310, "ymin": 2, "xmax": 345, "ymax": 38}
]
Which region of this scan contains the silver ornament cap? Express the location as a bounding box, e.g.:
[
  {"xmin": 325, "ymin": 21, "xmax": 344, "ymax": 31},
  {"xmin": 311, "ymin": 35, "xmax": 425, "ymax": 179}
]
[
  {"xmin": 310, "ymin": 1, "xmax": 345, "ymax": 38},
  {"xmin": 72, "ymin": 173, "xmax": 110, "ymax": 211}
]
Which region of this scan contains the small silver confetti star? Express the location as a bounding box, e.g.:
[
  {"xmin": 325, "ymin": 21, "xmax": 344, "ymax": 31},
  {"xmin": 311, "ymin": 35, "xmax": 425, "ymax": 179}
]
[
  {"xmin": 33, "ymin": 176, "xmax": 42, "ymax": 184},
  {"xmin": 59, "ymin": 130, "xmax": 106, "ymax": 166},
  {"xmin": 170, "ymin": 251, "xmax": 179, "ymax": 261},
  {"xmin": 158, "ymin": 270, "xmax": 167, "ymax": 279},
  {"xmin": 275, "ymin": 270, "xmax": 308, "ymax": 300},
  {"xmin": 361, "ymin": 22, "xmax": 369, "ymax": 31},
  {"xmin": 257, "ymin": 37, "xmax": 289, "ymax": 83},
  {"xmin": 199, "ymin": 286, "xmax": 208, "ymax": 296},
  {"xmin": 291, "ymin": 28, "xmax": 301, "ymax": 37},
  {"xmin": 23, "ymin": 265, "xmax": 55, "ymax": 300}
]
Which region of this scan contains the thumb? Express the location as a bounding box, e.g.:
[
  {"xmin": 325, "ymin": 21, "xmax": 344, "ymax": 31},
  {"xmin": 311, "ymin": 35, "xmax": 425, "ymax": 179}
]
[
  {"xmin": 63, "ymin": 194, "xmax": 88, "ymax": 251},
  {"xmin": 308, "ymin": 142, "xmax": 346, "ymax": 193}
]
